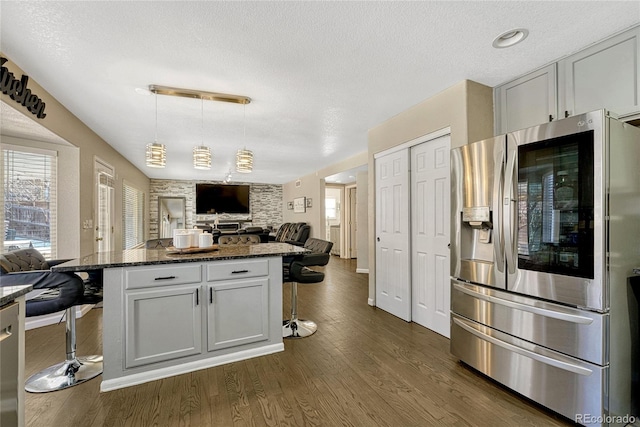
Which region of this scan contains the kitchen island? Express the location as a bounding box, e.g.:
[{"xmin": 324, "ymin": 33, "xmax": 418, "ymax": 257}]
[{"xmin": 53, "ymin": 243, "xmax": 307, "ymax": 392}]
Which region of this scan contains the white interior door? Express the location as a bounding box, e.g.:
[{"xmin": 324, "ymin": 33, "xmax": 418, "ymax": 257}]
[
  {"xmin": 411, "ymin": 135, "xmax": 451, "ymax": 337},
  {"xmin": 375, "ymin": 149, "xmax": 411, "ymax": 321},
  {"xmin": 95, "ymin": 158, "xmax": 115, "ymax": 253}
]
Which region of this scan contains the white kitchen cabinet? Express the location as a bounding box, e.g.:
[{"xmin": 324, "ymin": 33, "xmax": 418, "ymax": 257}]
[
  {"xmin": 330, "ymin": 225, "xmax": 340, "ymax": 256},
  {"xmin": 125, "ymin": 284, "xmax": 202, "ymax": 368},
  {"xmin": 206, "ymin": 278, "xmax": 269, "ymax": 351},
  {"xmin": 495, "ymin": 64, "xmax": 557, "ymax": 134},
  {"xmin": 559, "ymin": 26, "xmax": 640, "ymax": 119},
  {"xmin": 62, "ymin": 251, "xmax": 292, "ymax": 392},
  {"xmin": 494, "ymin": 25, "xmax": 640, "ymax": 134},
  {"xmin": 205, "ymin": 258, "xmax": 270, "ymax": 351}
]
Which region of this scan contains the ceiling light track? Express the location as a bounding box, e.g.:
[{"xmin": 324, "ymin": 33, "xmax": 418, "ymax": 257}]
[{"xmin": 149, "ymin": 85, "xmax": 251, "ymax": 105}]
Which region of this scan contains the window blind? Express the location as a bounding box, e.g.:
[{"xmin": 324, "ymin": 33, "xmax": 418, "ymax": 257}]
[
  {"xmin": 1, "ymin": 146, "xmax": 57, "ymax": 258},
  {"xmin": 122, "ymin": 182, "xmax": 145, "ymax": 249}
]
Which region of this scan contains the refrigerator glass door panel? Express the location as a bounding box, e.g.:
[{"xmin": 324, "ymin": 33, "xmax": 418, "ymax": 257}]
[
  {"xmin": 506, "ymin": 111, "xmax": 605, "ymax": 311},
  {"xmin": 517, "ymin": 131, "xmax": 594, "ymax": 278},
  {"xmin": 451, "ymin": 136, "xmax": 505, "ymax": 289},
  {"xmin": 451, "ymin": 313, "xmax": 607, "ymax": 422},
  {"xmin": 451, "ymin": 280, "xmax": 607, "ymax": 365}
]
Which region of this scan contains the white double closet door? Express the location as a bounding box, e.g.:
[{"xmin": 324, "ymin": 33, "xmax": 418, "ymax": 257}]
[{"xmin": 375, "ymin": 134, "xmax": 450, "ymax": 337}]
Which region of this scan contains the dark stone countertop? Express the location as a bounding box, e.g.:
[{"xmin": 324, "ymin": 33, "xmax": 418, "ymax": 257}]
[
  {"xmin": 51, "ymin": 242, "xmax": 308, "ymax": 272},
  {"xmin": 0, "ymin": 284, "xmax": 33, "ymax": 307}
]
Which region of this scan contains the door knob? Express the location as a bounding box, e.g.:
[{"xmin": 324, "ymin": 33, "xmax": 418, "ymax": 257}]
[
  {"xmin": 377, "ymin": 237, "xmax": 380, "ymax": 242},
  {"xmin": 96, "ymin": 237, "xmax": 103, "ymax": 242}
]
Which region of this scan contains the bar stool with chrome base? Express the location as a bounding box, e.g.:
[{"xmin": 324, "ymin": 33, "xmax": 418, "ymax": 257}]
[
  {"xmin": 0, "ymin": 248, "xmax": 103, "ymax": 392},
  {"xmin": 25, "ymin": 293, "xmax": 104, "ymax": 393},
  {"xmin": 282, "ymin": 238, "xmax": 332, "ymax": 338},
  {"xmin": 283, "ymin": 260, "xmax": 327, "ymax": 338}
]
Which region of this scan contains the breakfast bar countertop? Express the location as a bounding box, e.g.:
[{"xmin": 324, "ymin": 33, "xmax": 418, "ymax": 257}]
[
  {"xmin": 51, "ymin": 242, "xmax": 307, "ymax": 272},
  {"xmin": 0, "ymin": 284, "xmax": 33, "ymax": 307}
]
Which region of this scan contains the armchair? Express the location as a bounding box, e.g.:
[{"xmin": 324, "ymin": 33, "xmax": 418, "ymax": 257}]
[{"xmin": 270, "ymin": 222, "xmax": 310, "ymax": 246}]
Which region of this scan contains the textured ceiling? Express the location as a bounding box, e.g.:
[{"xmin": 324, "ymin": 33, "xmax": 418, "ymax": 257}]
[{"xmin": 1, "ymin": 1, "xmax": 638, "ymax": 184}]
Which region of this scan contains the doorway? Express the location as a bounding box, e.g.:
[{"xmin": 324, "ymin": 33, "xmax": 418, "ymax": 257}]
[
  {"xmin": 94, "ymin": 158, "xmax": 115, "ymax": 253},
  {"xmin": 325, "ymin": 187, "xmax": 341, "ymax": 256}
]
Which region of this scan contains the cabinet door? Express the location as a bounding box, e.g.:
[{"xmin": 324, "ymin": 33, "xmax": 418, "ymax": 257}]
[
  {"xmin": 125, "ymin": 285, "xmax": 202, "ymax": 368},
  {"xmin": 207, "ymin": 278, "xmax": 269, "ymax": 351},
  {"xmin": 560, "ymin": 26, "xmax": 640, "ymax": 118},
  {"xmin": 495, "ymin": 64, "xmax": 557, "ymax": 134}
]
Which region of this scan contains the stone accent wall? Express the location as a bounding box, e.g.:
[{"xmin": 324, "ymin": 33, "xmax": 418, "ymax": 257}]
[{"xmin": 149, "ymin": 179, "xmax": 283, "ymax": 238}]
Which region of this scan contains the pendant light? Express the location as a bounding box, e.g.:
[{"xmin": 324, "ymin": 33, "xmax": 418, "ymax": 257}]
[
  {"xmin": 146, "ymin": 93, "xmax": 166, "ymax": 168},
  {"xmin": 193, "ymin": 99, "xmax": 211, "ymax": 169},
  {"xmin": 236, "ymin": 104, "xmax": 253, "ymax": 173}
]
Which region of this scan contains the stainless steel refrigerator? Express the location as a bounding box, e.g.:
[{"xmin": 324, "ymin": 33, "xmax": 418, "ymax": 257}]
[{"xmin": 450, "ymin": 110, "xmax": 640, "ymax": 425}]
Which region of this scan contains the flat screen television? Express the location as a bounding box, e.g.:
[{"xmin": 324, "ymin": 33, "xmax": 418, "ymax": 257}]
[{"xmin": 195, "ymin": 184, "xmax": 250, "ymax": 214}]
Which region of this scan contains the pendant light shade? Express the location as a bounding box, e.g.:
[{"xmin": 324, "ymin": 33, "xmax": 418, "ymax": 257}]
[
  {"xmin": 146, "ymin": 93, "xmax": 166, "ymax": 168},
  {"xmin": 193, "ymin": 146, "xmax": 211, "ymax": 169},
  {"xmin": 146, "ymin": 143, "xmax": 166, "ymax": 168},
  {"xmin": 236, "ymin": 149, "xmax": 253, "ymax": 173}
]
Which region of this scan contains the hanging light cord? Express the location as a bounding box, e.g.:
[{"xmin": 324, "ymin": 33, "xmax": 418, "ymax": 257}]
[
  {"xmin": 154, "ymin": 93, "xmax": 158, "ymax": 143},
  {"xmin": 201, "ymin": 98, "xmax": 204, "ymax": 145}
]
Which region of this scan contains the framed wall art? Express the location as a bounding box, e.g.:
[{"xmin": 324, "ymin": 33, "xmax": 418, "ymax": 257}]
[{"xmin": 293, "ymin": 197, "xmax": 306, "ymax": 213}]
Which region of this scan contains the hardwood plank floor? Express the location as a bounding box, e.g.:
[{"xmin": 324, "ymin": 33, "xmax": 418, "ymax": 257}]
[{"xmin": 24, "ymin": 257, "xmax": 573, "ymax": 426}]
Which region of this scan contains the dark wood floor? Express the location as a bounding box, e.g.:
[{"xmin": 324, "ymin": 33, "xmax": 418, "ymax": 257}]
[{"xmin": 25, "ymin": 257, "xmax": 573, "ymax": 426}]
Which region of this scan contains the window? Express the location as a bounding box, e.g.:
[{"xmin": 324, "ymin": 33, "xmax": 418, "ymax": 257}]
[
  {"xmin": 1, "ymin": 145, "xmax": 57, "ymax": 258},
  {"xmin": 325, "ymin": 198, "xmax": 338, "ymax": 219},
  {"xmin": 122, "ymin": 182, "xmax": 145, "ymax": 249}
]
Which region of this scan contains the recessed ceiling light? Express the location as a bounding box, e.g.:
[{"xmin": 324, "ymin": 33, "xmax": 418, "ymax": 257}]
[
  {"xmin": 135, "ymin": 87, "xmax": 152, "ymax": 95},
  {"xmin": 492, "ymin": 28, "xmax": 529, "ymax": 48}
]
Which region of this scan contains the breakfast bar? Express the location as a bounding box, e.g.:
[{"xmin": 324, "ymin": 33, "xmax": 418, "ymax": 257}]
[{"xmin": 52, "ymin": 243, "xmax": 306, "ymax": 392}]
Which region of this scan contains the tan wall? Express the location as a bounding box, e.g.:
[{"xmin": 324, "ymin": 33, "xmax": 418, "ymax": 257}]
[
  {"xmin": 367, "ymin": 80, "xmax": 494, "ymax": 303},
  {"xmin": 356, "ymin": 171, "xmax": 369, "ymax": 273},
  {"xmin": 1, "ymin": 55, "xmax": 150, "ymax": 256}
]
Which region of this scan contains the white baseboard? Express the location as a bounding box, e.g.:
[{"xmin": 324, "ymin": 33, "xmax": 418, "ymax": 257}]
[
  {"xmin": 100, "ymin": 343, "xmax": 285, "ymax": 392},
  {"xmin": 368, "ymin": 298, "xmax": 375, "ymax": 306},
  {"xmin": 25, "ymin": 304, "xmax": 94, "ymax": 330},
  {"xmin": 356, "ymin": 268, "xmax": 369, "ymax": 274}
]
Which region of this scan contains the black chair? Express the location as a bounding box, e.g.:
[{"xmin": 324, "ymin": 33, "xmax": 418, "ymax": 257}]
[
  {"xmin": 237, "ymin": 226, "xmax": 270, "ymax": 243},
  {"xmin": 283, "ymin": 238, "xmax": 333, "ymax": 338},
  {"xmin": 270, "ymin": 223, "xmax": 310, "ymax": 246},
  {"xmin": 218, "ymin": 235, "xmax": 261, "ymax": 245},
  {"xmin": 145, "ymin": 238, "xmax": 174, "ymax": 248},
  {"xmin": 0, "ymin": 248, "xmax": 103, "ymax": 392}
]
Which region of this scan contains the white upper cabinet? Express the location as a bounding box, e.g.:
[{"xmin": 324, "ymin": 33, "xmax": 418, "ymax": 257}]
[
  {"xmin": 495, "ymin": 64, "xmax": 557, "ymax": 134},
  {"xmin": 494, "ymin": 25, "xmax": 640, "ymax": 135},
  {"xmin": 559, "ymin": 26, "xmax": 640, "ymax": 119}
]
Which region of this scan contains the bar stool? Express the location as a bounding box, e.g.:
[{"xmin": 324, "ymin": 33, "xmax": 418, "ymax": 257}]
[
  {"xmin": 283, "ymin": 261, "xmax": 327, "ymax": 338},
  {"xmin": 25, "ymin": 284, "xmax": 104, "ymax": 392},
  {"xmin": 0, "ymin": 248, "xmax": 103, "ymax": 392}
]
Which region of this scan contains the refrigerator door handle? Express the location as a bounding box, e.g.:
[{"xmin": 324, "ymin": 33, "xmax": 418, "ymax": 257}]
[
  {"xmin": 452, "ymin": 282, "xmax": 594, "ymax": 325},
  {"xmin": 452, "ymin": 316, "xmax": 594, "ymax": 376},
  {"xmin": 493, "ymin": 147, "xmax": 505, "ymax": 273},
  {"xmin": 503, "ymin": 149, "xmax": 517, "ymax": 274}
]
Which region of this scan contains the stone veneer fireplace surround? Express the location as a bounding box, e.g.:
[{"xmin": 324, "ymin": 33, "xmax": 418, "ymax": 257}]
[{"xmin": 149, "ymin": 179, "xmax": 283, "ymax": 239}]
